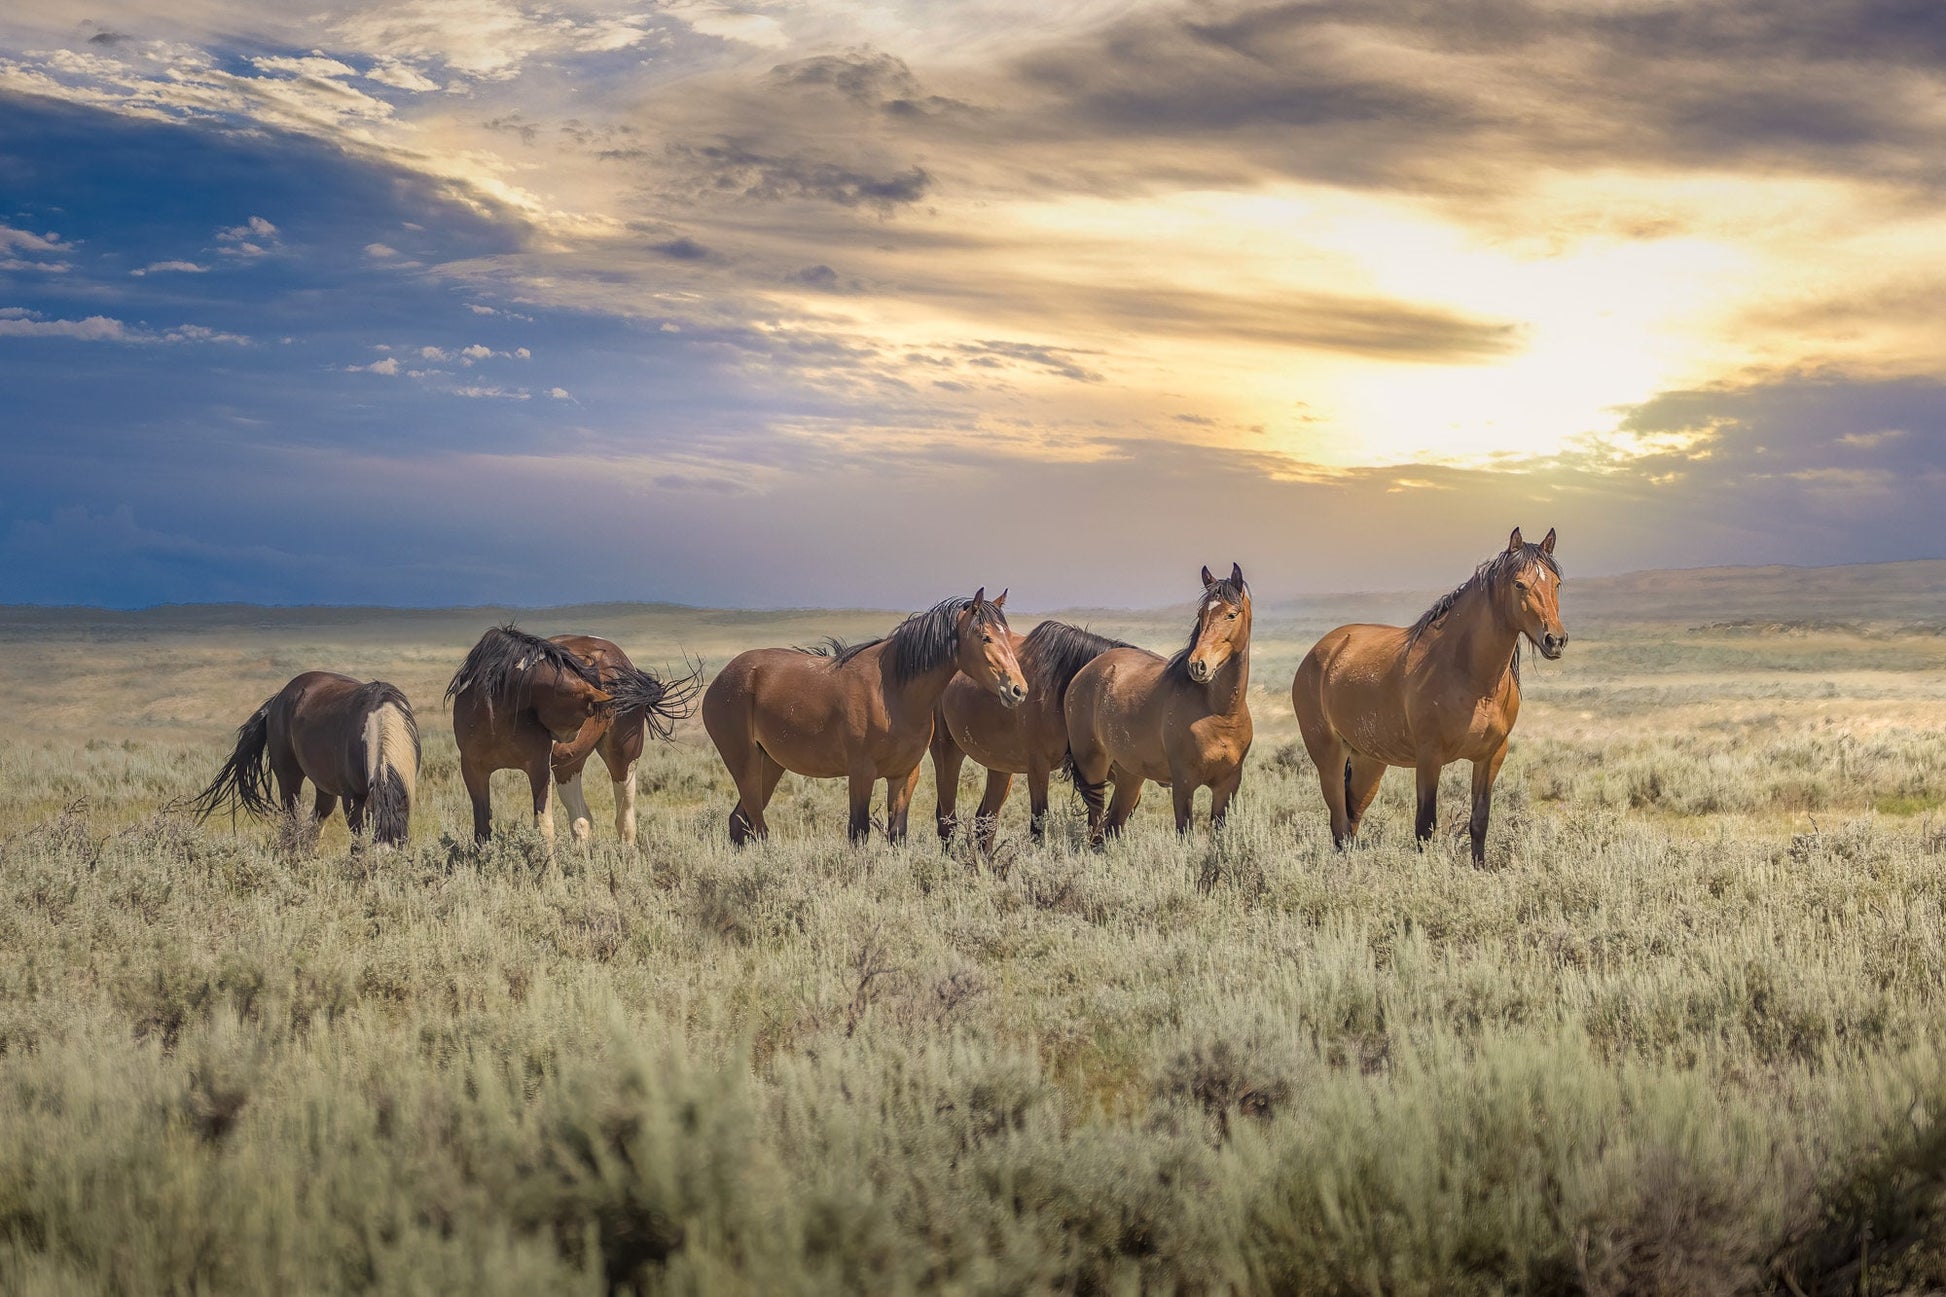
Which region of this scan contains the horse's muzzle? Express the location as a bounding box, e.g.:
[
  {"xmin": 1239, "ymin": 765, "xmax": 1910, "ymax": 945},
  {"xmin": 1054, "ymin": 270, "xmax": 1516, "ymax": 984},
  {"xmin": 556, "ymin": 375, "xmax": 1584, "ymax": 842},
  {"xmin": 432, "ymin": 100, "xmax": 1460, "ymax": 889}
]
[
  {"xmin": 1539, "ymin": 632, "xmax": 1568, "ymax": 660},
  {"xmin": 998, "ymin": 680, "xmax": 1029, "ymax": 709},
  {"xmin": 1186, "ymin": 659, "xmax": 1212, "ymax": 683}
]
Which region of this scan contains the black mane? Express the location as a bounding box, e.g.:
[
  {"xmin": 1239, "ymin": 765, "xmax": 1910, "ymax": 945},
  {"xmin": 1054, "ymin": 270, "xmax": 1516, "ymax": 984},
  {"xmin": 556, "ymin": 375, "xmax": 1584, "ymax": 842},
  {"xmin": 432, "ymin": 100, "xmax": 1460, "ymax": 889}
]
[
  {"xmin": 1165, "ymin": 575, "xmax": 1248, "ymax": 682},
  {"xmin": 600, "ymin": 658, "xmax": 704, "ymax": 740},
  {"xmin": 822, "ymin": 595, "xmax": 1009, "ymax": 685},
  {"xmin": 1408, "ymin": 542, "xmax": 1562, "ymax": 684},
  {"xmin": 444, "ymin": 624, "xmax": 603, "ymax": 717},
  {"xmin": 1020, "ymin": 620, "xmax": 1131, "ymax": 705}
]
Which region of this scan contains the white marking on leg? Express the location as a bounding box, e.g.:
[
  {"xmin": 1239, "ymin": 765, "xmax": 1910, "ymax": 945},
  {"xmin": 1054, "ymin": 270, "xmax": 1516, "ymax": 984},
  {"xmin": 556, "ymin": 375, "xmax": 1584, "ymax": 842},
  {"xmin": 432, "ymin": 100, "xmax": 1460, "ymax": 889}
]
[
  {"xmin": 536, "ymin": 777, "xmax": 556, "ymax": 851},
  {"xmin": 561, "ymin": 770, "xmax": 593, "ymax": 844},
  {"xmin": 615, "ymin": 762, "xmax": 638, "ymax": 845}
]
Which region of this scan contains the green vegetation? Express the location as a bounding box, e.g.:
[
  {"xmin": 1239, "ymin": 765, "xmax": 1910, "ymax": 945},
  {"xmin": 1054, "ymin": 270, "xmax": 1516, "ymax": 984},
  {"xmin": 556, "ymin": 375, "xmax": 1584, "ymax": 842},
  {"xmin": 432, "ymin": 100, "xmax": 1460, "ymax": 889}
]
[{"xmin": 3, "ymin": 583, "xmax": 1946, "ymax": 1293}]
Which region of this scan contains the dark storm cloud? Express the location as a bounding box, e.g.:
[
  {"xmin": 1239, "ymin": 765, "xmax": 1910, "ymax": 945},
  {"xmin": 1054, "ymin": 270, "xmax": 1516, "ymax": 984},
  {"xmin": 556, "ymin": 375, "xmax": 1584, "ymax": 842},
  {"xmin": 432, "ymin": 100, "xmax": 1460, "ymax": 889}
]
[
  {"xmin": 665, "ymin": 141, "xmax": 932, "ymax": 212},
  {"xmin": 995, "ymin": 0, "xmax": 1946, "ymax": 196},
  {"xmin": 767, "ymin": 47, "xmax": 974, "ymax": 118}
]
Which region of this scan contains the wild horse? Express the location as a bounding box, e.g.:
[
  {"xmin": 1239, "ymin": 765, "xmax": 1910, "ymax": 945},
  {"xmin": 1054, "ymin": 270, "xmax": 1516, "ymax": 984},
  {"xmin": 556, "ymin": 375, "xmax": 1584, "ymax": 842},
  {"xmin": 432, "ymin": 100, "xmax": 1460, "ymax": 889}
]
[
  {"xmin": 448, "ymin": 625, "xmax": 695, "ymax": 848},
  {"xmin": 1064, "ymin": 565, "xmax": 1254, "ymax": 844},
  {"xmin": 191, "ymin": 671, "xmax": 419, "ymax": 848},
  {"xmin": 702, "ymin": 590, "xmax": 1028, "ymax": 845},
  {"xmin": 1292, "ymin": 527, "xmax": 1566, "ymax": 865}
]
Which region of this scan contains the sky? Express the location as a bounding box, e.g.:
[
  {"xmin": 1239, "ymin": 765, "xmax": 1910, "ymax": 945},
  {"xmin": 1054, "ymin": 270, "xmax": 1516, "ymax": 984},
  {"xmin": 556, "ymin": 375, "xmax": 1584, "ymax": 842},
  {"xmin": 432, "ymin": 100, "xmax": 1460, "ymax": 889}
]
[{"xmin": 1, "ymin": 0, "xmax": 1943, "ymax": 609}]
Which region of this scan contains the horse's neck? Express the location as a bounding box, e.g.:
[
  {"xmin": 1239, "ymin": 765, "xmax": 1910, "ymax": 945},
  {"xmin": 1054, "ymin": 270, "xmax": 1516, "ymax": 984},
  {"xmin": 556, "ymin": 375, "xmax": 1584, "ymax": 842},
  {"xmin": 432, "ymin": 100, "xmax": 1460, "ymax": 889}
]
[
  {"xmin": 1435, "ymin": 591, "xmax": 1520, "ymax": 693},
  {"xmin": 1202, "ymin": 644, "xmax": 1250, "ymax": 715},
  {"xmin": 878, "ymin": 647, "xmax": 961, "ymax": 713}
]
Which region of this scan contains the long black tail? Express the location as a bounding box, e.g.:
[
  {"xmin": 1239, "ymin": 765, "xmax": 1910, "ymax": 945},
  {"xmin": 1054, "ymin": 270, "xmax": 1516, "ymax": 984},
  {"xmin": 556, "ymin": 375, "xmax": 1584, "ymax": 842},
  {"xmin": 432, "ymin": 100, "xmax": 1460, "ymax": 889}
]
[
  {"xmin": 1344, "ymin": 759, "xmax": 1355, "ymax": 811},
  {"xmin": 1059, "ymin": 745, "xmax": 1108, "ymax": 820},
  {"xmin": 605, "ymin": 658, "xmax": 705, "ymax": 740},
  {"xmin": 189, "ymin": 699, "xmax": 277, "ymax": 821}
]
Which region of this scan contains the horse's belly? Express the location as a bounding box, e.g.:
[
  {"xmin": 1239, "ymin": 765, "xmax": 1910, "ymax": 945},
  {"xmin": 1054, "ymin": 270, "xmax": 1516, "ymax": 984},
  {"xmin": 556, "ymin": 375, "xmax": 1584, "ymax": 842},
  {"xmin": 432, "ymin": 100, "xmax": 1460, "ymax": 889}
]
[{"xmin": 954, "ymin": 715, "xmax": 1032, "ymax": 774}]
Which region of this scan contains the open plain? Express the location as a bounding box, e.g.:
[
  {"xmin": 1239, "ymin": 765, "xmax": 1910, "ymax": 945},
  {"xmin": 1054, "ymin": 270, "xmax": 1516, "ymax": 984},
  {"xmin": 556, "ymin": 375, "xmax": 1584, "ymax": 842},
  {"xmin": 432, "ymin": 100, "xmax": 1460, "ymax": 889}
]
[{"xmin": 5, "ymin": 561, "xmax": 1946, "ymax": 1294}]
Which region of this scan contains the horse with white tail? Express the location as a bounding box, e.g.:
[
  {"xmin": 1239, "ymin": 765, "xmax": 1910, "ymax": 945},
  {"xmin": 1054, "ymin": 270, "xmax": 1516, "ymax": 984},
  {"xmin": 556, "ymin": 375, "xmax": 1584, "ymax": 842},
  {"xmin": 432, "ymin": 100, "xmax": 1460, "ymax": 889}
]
[{"xmin": 189, "ymin": 672, "xmax": 420, "ymax": 848}]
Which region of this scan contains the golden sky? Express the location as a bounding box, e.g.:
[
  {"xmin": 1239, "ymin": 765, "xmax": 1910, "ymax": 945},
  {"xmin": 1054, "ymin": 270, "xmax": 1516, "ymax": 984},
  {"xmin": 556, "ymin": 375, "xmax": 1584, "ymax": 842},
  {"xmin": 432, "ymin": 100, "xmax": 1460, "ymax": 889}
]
[{"xmin": 0, "ymin": 1, "xmax": 1941, "ymax": 605}]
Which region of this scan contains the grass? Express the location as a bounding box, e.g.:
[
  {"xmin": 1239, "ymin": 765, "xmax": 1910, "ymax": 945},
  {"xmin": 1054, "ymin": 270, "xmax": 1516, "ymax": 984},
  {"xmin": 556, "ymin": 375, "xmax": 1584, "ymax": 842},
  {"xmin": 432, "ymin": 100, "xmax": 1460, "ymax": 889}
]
[{"xmin": 4, "ymin": 589, "xmax": 1946, "ymax": 1293}]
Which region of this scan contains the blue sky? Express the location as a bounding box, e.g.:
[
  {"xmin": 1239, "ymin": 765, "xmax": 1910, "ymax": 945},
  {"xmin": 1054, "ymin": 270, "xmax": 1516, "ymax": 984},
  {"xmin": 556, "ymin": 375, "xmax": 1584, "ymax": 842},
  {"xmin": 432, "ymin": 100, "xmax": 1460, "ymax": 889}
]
[{"xmin": 1, "ymin": 2, "xmax": 1942, "ymax": 608}]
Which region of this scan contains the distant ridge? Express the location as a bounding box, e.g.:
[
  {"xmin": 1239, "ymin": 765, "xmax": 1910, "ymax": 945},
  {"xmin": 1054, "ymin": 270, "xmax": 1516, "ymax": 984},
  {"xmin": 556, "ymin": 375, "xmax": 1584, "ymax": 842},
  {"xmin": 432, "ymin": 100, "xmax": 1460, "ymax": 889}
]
[{"xmin": 2, "ymin": 559, "xmax": 1942, "ymax": 631}]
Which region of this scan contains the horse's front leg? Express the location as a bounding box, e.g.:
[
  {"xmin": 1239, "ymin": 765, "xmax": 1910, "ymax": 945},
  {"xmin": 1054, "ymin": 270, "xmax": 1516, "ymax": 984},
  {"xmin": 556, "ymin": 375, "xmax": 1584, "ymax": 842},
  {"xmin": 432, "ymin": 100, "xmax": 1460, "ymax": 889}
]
[
  {"xmin": 528, "ymin": 755, "xmax": 557, "ymax": 854},
  {"xmin": 461, "ymin": 755, "xmax": 493, "ymax": 843},
  {"xmin": 1209, "ymin": 766, "xmax": 1244, "ymax": 830},
  {"xmin": 886, "ymin": 765, "xmax": 924, "ymax": 844},
  {"xmin": 1469, "ymin": 739, "xmax": 1510, "ymax": 866},
  {"xmin": 1414, "ymin": 759, "xmax": 1443, "ymax": 847},
  {"xmin": 1169, "ymin": 776, "xmax": 1197, "ymax": 835}
]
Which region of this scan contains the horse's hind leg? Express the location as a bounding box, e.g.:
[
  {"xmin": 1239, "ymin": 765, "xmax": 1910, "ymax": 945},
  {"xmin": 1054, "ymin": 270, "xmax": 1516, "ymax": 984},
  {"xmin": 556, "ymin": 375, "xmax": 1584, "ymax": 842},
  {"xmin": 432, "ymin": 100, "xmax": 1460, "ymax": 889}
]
[
  {"xmin": 972, "ymin": 769, "xmax": 1013, "ymax": 852},
  {"xmin": 311, "ymin": 790, "xmax": 339, "ymax": 853},
  {"xmin": 846, "ymin": 766, "xmax": 875, "ymax": 844},
  {"xmin": 931, "ymin": 728, "xmax": 966, "ymax": 841},
  {"xmin": 557, "ymin": 768, "xmax": 595, "ymax": 846},
  {"xmin": 607, "ymin": 753, "xmax": 639, "ymax": 847},
  {"xmin": 886, "ymin": 764, "xmax": 924, "ymax": 844},
  {"xmin": 729, "ymin": 750, "xmax": 784, "ymax": 847},
  {"xmin": 1306, "ymin": 734, "xmax": 1354, "ymax": 848},
  {"xmin": 1345, "ymin": 755, "xmax": 1387, "ymax": 836},
  {"xmin": 1103, "ymin": 773, "xmax": 1144, "ymax": 839},
  {"xmin": 461, "ymin": 754, "xmax": 494, "ymax": 843}
]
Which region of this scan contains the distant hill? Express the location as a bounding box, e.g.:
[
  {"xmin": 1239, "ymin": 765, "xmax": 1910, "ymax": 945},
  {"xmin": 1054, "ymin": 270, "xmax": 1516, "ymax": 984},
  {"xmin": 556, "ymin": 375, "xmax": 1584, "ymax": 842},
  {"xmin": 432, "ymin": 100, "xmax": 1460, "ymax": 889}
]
[{"xmin": 1, "ymin": 559, "xmax": 1940, "ymax": 639}]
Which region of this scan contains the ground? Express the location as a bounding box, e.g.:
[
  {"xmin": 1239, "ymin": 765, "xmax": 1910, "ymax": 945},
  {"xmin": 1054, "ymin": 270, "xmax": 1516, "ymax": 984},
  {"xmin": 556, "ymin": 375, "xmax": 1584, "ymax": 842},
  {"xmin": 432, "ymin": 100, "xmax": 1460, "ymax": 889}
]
[{"xmin": 3, "ymin": 568, "xmax": 1946, "ymax": 1294}]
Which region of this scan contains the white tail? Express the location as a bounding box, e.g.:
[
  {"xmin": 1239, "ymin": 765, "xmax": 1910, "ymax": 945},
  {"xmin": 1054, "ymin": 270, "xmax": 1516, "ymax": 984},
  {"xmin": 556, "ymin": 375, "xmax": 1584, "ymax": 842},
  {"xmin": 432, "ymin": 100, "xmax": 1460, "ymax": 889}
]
[{"xmin": 363, "ymin": 701, "xmax": 418, "ymax": 844}]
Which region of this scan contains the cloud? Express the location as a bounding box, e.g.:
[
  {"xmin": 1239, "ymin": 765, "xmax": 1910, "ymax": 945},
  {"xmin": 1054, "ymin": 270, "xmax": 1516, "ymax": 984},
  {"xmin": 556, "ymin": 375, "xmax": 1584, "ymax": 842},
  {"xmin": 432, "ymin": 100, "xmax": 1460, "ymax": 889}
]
[
  {"xmin": 0, "ymin": 309, "xmax": 245, "ymax": 344},
  {"xmin": 130, "ymin": 260, "xmax": 209, "ymax": 275},
  {"xmin": 348, "ymin": 355, "xmax": 400, "ymax": 374},
  {"xmin": 663, "ymin": 142, "xmax": 933, "ymax": 212},
  {"xmin": 216, "ymin": 215, "xmax": 281, "ymax": 258}
]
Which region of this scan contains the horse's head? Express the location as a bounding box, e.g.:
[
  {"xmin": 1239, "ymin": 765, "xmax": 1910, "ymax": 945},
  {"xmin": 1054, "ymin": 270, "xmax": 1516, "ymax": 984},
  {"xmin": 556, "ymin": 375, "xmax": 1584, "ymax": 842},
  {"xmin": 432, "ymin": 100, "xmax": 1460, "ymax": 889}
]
[
  {"xmin": 535, "ymin": 665, "xmax": 613, "ymax": 740},
  {"xmin": 1501, "ymin": 527, "xmax": 1567, "ymax": 659},
  {"xmin": 1185, "ymin": 563, "xmax": 1251, "ymax": 683},
  {"xmin": 954, "ymin": 588, "xmax": 1028, "ymax": 708}
]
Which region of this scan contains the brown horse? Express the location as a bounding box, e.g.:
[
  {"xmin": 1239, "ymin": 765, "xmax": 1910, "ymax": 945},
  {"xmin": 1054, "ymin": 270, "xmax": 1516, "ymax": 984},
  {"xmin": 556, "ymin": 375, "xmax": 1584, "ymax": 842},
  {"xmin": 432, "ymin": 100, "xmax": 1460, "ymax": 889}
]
[
  {"xmin": 1292, "ymin": 527, "xmax": 1565, "ymax": 865},
  {"xmin": 702, "ymin": 590, "xmax": 1028, "ymax": 845},
  {"xmin": 543, "ymin": 634, "xmax": 701, "ymax": 846},
  {"xmin": 447, "ymin": 625, "xmax": 695, "ymax": 848},
  {"xmin": 1064, "ymin": 565, "xmax": 1254, "ymax": 843},
  {"xmin": 930, "ymin": 619, "xmax": 1132, "ymax": 850},
  {"xmin": 190, "ymin": 671, "xmax": 419, "ymax": 847}
]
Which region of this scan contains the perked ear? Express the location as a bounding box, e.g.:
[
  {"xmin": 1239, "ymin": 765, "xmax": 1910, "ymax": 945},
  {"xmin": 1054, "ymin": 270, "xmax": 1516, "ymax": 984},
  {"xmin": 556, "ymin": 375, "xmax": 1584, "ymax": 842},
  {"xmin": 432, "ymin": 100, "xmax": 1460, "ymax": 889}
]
[
  {"xmin": 970, "ymin": 586, "xmax": 985, "ymax": 608},
  {"xmin": 1507, "ymin": 526, "xmax": 1525, "ymax": 552},
  {"xmin": 1201, "ymin": 564, "xmax": 1216, "ymax": 586},
  {"xmin": 588, "ymin": 688, "xmax": 613, "ymax": 710},
  {"xmin": 993, "ymin": 588, "xmax": 1007, "ymax": 608},
  {"xmin": 1230, "ymin": 562, "xmax": 1244, "ymax": 587},
  {"xmin": 1540, "ymin": 527, "xmax": 1557, "ymax": 555}
]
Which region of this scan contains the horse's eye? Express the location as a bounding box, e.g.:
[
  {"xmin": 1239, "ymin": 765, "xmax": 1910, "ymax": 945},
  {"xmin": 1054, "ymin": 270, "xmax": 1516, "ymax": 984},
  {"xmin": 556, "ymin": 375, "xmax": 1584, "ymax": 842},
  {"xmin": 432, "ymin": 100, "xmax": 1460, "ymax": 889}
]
[
  {"xmin": 1514, "ymin": 580, "xmax": 1528, "ymax": 591},
  {"xmin": 1227, "ymin": 611, "xmax": 1238, "ymax": 619},
  {"xmin": 981, "ymin": 635, "xmax": 992, "ymax": 644}
]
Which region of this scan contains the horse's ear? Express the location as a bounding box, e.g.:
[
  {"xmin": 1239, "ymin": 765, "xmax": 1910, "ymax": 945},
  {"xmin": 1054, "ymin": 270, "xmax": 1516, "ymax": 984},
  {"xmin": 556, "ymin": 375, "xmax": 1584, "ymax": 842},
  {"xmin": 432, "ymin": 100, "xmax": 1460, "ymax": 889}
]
[
  {"xmin": 587, "ymin": 688, "xmax": 612, "ymax": 711},
  {"xmin": 1507, "ymin": 527, "xmax": 1525, "ymax": 552},
  {"xmin": 1200, "ymin": 565, "xmax": 1215, "ymax": 586},
  {"xmin": 993, "ymin": 588, "xmax": 1007, "ymax": 608},
  {"xmin": 1540, "ymin": 527, "xmax": 1557, "ymax": 555},
  {"xmin": 1230, "ymin": 562, "xmax": 1244, "ymax": 587},
  {"xmin": 969, "ymin": 587, "xmax": 985, "ymax": 610}
]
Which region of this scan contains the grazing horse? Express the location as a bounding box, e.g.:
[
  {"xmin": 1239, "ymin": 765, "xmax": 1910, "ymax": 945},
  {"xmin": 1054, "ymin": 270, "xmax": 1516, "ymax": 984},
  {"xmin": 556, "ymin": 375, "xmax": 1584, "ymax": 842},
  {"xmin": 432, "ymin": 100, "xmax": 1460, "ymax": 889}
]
[
  {"xmin": 1292, "ymin": 527, "xmax": 1565, "ymax": 865},
  {"xmin": 190, "ymin": 672, "xmax": 419, "ymax": 847},
  {"xmin": 1064, "ymin": 565, "xmax": 1254, "ymax": 843},
  {"xmin": 702, "ymin": 590, "xmax": 1029, "ymax": 845},
  {"xmin": 931, "ymin": 619, "xmax": 1132, "ymax": 850},
  {"xmin": 447, "ymin": 625, "xmax": 693, "ymax": 848}
]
